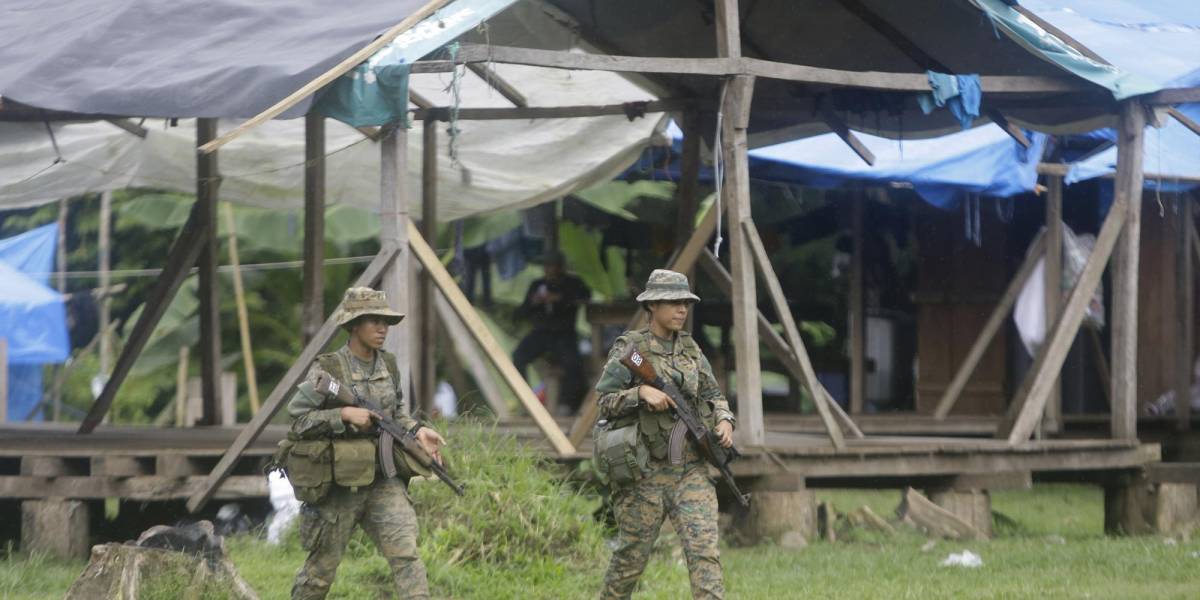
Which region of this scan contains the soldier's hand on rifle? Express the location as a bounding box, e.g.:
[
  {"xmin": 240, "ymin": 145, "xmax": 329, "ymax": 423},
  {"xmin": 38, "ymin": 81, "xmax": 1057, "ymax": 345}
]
[
  {"xmin": 340, "ymin": 406, "xmax": 377, "ymax": 429},
  {"xmin": 416, "ymin": 427, "xmax": 446, "ymax": 464},
  {"xmin": 715, "ymin": 420, "xmax": 734, "ymax": 448},
  {"xmin": 639, "ymin": 385, "xmax": 675, "ymax": 412}
]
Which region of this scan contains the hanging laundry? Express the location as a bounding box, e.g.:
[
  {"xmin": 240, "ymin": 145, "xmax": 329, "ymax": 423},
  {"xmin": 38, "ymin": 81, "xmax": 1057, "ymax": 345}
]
[{"xmin": 917, "ymin": 71, "xmax": 982, "ymax": 130}]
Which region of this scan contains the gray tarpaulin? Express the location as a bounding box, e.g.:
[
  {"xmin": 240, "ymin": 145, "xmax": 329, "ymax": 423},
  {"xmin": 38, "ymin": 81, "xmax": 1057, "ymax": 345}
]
[{"xmin": 0, "ymin": 0, "xmax": 429, "ymax": 118}]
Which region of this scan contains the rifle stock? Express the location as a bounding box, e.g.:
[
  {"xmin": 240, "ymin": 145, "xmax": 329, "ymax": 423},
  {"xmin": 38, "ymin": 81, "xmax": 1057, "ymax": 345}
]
[{"xmin": 620, "ymin": 346, "xmax": 750, "ymax": 507}]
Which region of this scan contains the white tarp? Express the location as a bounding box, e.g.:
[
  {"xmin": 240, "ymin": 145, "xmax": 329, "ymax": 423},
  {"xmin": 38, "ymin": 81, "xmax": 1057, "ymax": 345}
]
[{"xmin": 0, "ymin": 3, "xmax": 664, "ymax": 220}]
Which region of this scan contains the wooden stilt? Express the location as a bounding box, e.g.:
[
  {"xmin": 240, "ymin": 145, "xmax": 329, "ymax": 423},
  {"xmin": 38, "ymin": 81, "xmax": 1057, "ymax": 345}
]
[
  {"xmin": 674, "ymin": 110, "xmax": 703, "ymax": 333},
  {"xmin": 302, "ymin": 112, "xmax": 325, "ymax": 345},
  {"xmin": 187, "ymin": 247, "xmax": 399, "ymax": 512},
  {"xmin": 742, "ymin": 220, "xmax": 844, "ymax": 449},
  {"xmin": 407, "ymin": 222, "xmax": 574, "ymax": 455},
  {"xmin": 196, "ymin": 118, "xmax": 222, "ymax": 426},
  {"xmin": 849, "ymin": 192, "xmax": 865, "ymax": 415},
  {"xmin": 934, "ymin": 231, "xmax": 1046, "ymax": 419},
  {"xmin": 52, "ymin": 198, "xmax": 68, "ymax": 421},
  {"xmin": 1111, "ymin": 101, "xmax": 1146, "ymax": 441},
  {"xmin": 1001, "ymin": 195, "xmax": 1128, "ymax": 444},
  {"xmin": 418, "ymin": 119, "xmax": 439, "ymax": 415},
  {"xmin": 1176, "ymin": 195, "xmax": 1193, "ymax": 432},
  {"xmin": 1043, "ymin": 176, "xmax": 1063, "ymax": 433},
  {"xmin": 380, "ymin": 126, "xmax": 413, "ymax": 403},
  {"xmin": 175, "ymin": 346, "xmax": 189, "ymax": 427},
  {"xmin": 223, "ymin": 203, "xmax": 259, "ymax": 415},
  {"xmin": 98, "ymin": 192, "xmax": 112, "ymax": 378},
  {"xmin": 79, "ymin": 202, "xmax": 210, "ymax": 433}
]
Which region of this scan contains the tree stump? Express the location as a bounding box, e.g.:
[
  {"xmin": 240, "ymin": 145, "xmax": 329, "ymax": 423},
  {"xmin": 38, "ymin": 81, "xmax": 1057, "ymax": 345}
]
[{"xmin": 64, "ymin": 521, "xmax": 258, "ymax": 600}]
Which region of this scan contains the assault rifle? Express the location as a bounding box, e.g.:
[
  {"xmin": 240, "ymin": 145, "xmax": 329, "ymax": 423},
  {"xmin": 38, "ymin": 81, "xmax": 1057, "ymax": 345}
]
[
  {"xmin": 314, "ymin": 374, "xmax": 465, "ymax": 496},
  {"xmin": 620, "ymin": 346, "xmax": 750, "ymax": 507}
]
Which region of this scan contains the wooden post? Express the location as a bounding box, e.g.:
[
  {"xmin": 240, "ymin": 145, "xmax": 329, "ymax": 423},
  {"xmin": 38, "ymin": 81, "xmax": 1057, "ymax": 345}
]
[
  {"xmin": 1111, "ymin": 101, "xmax": 1146, "ymax": 441},
  {"xmin": 849, "ymin": 192, "xmax": 865, "ymax": 415},
  {"xmin": 675, "ymin": 111, "xmax": 703, "ymax": 333},
  {"xmin": 196, "ymin": 118, "xmax": 222, "ymax": 426},
  {"xmin": 0, "ymin": 337, "xmax": 7, "ymax": 423},
  {"xmin": 175, "ymin": 346, "xmax": 189, "ymax": 427},
  {"xmin": 934, "ymin": 232, "xmax": 1046, "ymax": 419},
  {"xmin": 187, "ymin": 247, "xmax": 399, "ymax": 512},
  {"xmin": 1176, "ymin": 195, "xmax": 1193, "ymax": 432},
  {"xmin": 381, "ymin": 126, "xmax": 413, "ymax": 403},
  {"xmin": 223, "ymin": 203, "xmax": 260, "ymax": 414},
  {"xmin": 53, "ymin": 198, "xmax": 68, "ymax": 420},
  {"xmin": 302, "ymin": 112, "xmax": 326, "ymax": 345},
  {"xmin": 418, "ymin": 119, "xmax": 439, "ymax": 415},
  {"xmin": 98, "ymin": 191, "xmax": 112, "ymax": 377},
  {"xmin": 1043, "ymin": 175, "xmax": 1063, "ymax": 433},
  {"xmin": 743, "ymin": 221, "xmax": 845, "ymax": 448},
  {"xmin": 407, "ymin": 222, "xmax": 575, "ymax": 455}
]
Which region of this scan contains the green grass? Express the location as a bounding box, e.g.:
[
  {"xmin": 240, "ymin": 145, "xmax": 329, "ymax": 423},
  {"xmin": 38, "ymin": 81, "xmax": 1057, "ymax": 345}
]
[{"xmin": 3, "ymin": 429, "xmax": 1199, "ymax": 599}]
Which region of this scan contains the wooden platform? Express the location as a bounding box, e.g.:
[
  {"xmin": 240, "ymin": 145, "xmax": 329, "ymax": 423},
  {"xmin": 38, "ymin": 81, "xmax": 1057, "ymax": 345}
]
[{"xmin": 0, "ymin": 421, "xmax": 1165, "ymax": 501}]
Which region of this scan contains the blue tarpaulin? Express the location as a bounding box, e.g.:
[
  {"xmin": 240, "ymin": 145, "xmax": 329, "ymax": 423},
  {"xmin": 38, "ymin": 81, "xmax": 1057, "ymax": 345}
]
[{"xmin": 0, "ymin": 224, "xmax": 69, "ymax": 421}]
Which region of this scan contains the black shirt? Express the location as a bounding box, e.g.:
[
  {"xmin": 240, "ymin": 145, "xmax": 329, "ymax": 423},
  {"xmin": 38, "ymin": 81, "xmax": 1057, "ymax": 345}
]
[{"xmin": 517, "ymin": 275, "xmax": 590, "ymax": 332}]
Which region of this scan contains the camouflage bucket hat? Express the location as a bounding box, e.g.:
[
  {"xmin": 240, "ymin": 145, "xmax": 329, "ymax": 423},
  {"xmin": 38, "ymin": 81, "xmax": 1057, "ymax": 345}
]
[
  {"xmin": 334, "ymin": 287, "xmax": 405, "ymax": 327},
  {"xmin": 635, "ymin": 269, "xmax": 701, "ymax": 303}
]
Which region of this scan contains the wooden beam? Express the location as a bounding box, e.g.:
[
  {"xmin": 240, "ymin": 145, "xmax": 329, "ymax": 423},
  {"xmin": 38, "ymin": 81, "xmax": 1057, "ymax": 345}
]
[
  {"xmin": 1111, "ymin": 101, "xmax": 1146, "ymax": 441},
  {"xmin": 223, "ymin": 203, "xmax": 259, "ymax": 415},
  {"xmin": 1168, "ymin": 107, "xmax": 1200, "ymax": 138},
  {"xmin": 380, "ymin": 127, "xmax": 413, "ymax": 400},
  {"xmin": 1176, "ymin": 195, "xmax": 1193, "ymax": 432},
  {"xmin": 432, "ymin": 292, "xmax": 509, "ymax": 419},
  {"xmin": 819, "ymin": 107, "xmax": 875, "ymax": 165},
  {"xmin": 105, "ymin": 118, "xmax": 148, "ymax": 138},
  {"xmin": 418, "ymin": 120, "xmax": 438, "ymax": 415},
  {"xmin": 79, "ymin": 204, "xmax": 209, "ymax": 433},
  {"xmin": 302, "ymin": 112, "xmax": 325, "ymax": 345},
  {"xmin": 410, "ymin": 100, "xmax": 687, "ymax": 122},
  {"xmin": 566, "ymin": 205, "xmax": 721, "ymax": 447},
  {"xmin": 417, "ymin": 44, "xmax": 1089, "ymax": 93},
  {"xmin": 186, "ymin": 247, "xmax": 399, "ymax": 512},
  {"xmin": 199, "ymin": 0, "xmax": 451, "ymax": 153},
  {"xmin": 408, "ymin": 90, "xmax": 435, "ymax": 110},
  {"xmin": 715, "ymin": 0, "xmax": 742, "ymax": 59},
  {"xmin": 465, "ymin": 63, "xmax": 528, "ymax": 108},
  {"xmin": 742, "ymin": 221, "xmax": 845, "ymax": 449},
  {"xmin": 196, "ymin": 119, "xmax": 222, "ymax": 426},
  {"xmin": 934, "ymin": 231, "xmax": 1046, "ymax": 419},
  {"xmin": 1001, "ymin": 195, "xmax": 1127, "ymax": 444},
  {"xmin": 986, "ymin": 109, "xmax": 1032, "ymax": 148},
  {"xmin": 406, "ymin": 221, "xmax": 574, "ymax": 455},
  {"xmin": 849, "ymin": 193, "xmax": 865, "ymax": 415},
  {"xmin": 1140, "ymin": 87, "xmax": 1200, "ymax": 106},
  {"xmin": 1044, "ymin": 176, "xmax": 1063, "ymax": 433}
]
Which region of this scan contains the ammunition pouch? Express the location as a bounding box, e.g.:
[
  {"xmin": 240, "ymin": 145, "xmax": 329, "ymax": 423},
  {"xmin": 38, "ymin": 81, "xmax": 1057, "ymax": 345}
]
[
  {"xmin": 282, "ymin": 438, "xmax": 334, "ymax": 504},
  {"xmin": 332, "ymin": 438, "xmax": 376, "ymax": 489},
  {"xmin": 593, "ymin": 420, "xmax": 649, "ymax": 487}
]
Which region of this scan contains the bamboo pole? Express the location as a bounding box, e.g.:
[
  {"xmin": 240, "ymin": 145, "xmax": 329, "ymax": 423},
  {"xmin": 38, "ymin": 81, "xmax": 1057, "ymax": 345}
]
[{"xmin": 223, "ymin": 203, "xmax": 260, "ymax": 414}]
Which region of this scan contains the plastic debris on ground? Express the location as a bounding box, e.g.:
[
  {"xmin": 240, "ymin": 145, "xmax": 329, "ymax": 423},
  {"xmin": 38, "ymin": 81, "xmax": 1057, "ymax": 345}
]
[
  {"xmin": 266, "ymin": 470, "xmax": 302, "ymax": 545},
  {"xmin": 939, "ymin": 550, "xmax": 983, "ymax": 568}
]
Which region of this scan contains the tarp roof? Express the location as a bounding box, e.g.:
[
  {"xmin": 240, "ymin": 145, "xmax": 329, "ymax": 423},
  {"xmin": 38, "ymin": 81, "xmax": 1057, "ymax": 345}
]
[{"xmin": 546, "ymin": 0, "xmax": 1160, "ymax": 141}]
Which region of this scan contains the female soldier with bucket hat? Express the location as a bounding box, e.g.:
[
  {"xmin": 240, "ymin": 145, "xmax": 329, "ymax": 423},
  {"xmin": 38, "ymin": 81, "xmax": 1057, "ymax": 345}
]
[
  {"xmin": 284, "ymin": 287, "xmax": 446, "ymax": 599},
  {"xmin": 593, "ymin": 269, "xmax": 736, "ymax": 599}
]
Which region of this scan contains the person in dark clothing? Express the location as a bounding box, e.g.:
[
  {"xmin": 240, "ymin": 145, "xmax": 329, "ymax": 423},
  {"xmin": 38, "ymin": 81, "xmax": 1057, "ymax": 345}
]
[{"xmin": 512, "ymin": 251, "xmax": 590, "ymax": 413}]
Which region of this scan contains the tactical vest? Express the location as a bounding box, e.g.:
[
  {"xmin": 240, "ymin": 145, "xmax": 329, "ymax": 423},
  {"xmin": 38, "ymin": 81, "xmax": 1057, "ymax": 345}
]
[{"xmin": 610, "ymin": 329, "xmax": 715, "ymax": 462}]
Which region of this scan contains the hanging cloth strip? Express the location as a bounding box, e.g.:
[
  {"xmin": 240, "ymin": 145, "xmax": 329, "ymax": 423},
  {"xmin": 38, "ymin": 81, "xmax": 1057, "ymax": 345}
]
[{"xmin": 917, "ymin": 71, "xmax": 982, "ymax": 130}]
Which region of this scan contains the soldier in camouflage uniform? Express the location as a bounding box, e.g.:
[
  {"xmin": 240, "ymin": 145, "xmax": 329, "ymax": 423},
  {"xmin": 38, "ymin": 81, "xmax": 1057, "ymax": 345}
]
[
  {"xmin": 287, "ymin": 287, "xmax": 446, "ymax": 600},
  {"xmin": 595, "ymin": 269, "xmax": 735, "ymax": 600}
]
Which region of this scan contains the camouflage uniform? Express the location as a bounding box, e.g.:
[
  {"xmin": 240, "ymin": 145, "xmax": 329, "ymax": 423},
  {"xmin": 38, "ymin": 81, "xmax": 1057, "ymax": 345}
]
[
  {"xmin": 595, "ymin": 270, "xmax": 735, "ymax": 600},
  {"xmin": 287, "ymin": 288, "xmax": 430, "ymax": 600}
]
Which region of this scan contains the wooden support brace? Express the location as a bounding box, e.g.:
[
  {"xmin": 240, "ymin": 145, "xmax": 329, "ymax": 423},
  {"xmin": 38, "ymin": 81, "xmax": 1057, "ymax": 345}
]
[
  {"xmin": 466, "ymin": 63, "xmax": 528, "ymax": 107},
  {"xmin": 1001, "ymin": 198, "xmax": 1128, "ymax": 444},
  {"xmin": 432, "ymin": 291, "xmax": 509, "ymax": 419},
  {"xmin": 742, "ymin": 220, "xmax": 845, "ymax": 449},
  {"xmin": 79, "ymin": 204, "xmax": 209, "ymax": 433},
  {"xmin": 1044, "ymin": 177, "xmax": 1064, "ymax": 433},
  {"xmin": 987, "ymin": 109, "xmax": 1032, "ymax": 148},
  {"xmin": 934, "ymin": 232, "xmax": 1047, "ymax": 419},
  {"xmin": 1110, "ymin": 101, "xmax": 1146, "ymax": 441},
  {"xmin": 1168, "ymin": 107, "xmax": 1200, "ymax": 138},
  {"xmin": 196, "ymin": 119, "xmax": 222, "ymax": 426},
  {"xmin": 566, "ymin": 205, "xmax": 720, "ymax": 447},
  {"xmin": 697, "ymin": 249, "xmax": 863, "ymax": 440},
  {"xmin": 105, "ymin": 118, "xmax": 148, "ymax": 138},
  {"xmin": 406, "ymin": 221, "xmax": 574, "ymax": 455},
  {"xmin": 186, "ymin": 247, "xmax": 399, "ymax": 512},
  {"xmin": 819, "ymin": 106, "xmax": 875, "ymax": 166},
  {"xmin": 302, "ymin": 112, "xmax": 326, "ymax": 344}
]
